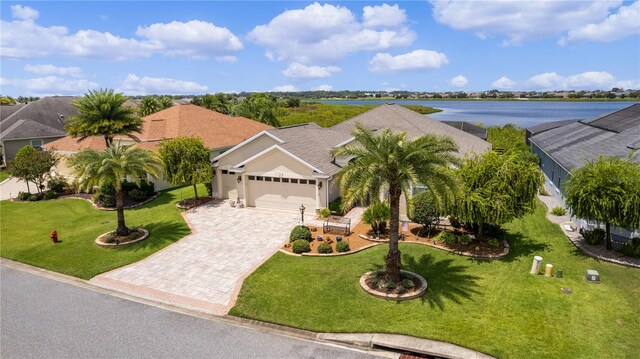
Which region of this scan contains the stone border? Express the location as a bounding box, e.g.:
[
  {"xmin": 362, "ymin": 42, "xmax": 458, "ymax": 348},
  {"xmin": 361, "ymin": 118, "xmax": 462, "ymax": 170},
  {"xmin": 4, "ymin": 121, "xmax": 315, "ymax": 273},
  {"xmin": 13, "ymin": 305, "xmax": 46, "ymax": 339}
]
[
  {"xmin": 359, "ymin": 234, "xmax": 510, "ymax": 260},
  {"xmin": 278, "ymin": 242, "xmax": 383, "ymax": 257},
  {"xmin": 176, "ymin": 197, "xmax": 214, "ymax": 210},
  {"xmin": 359, "ymin": 270, "xmax": 427, "ymax": 301},
  {"xmin": 57, "ymin": 192, "xmax": 160, "ymax": 211},
  {"xmin": 95, "ymin": 228, "xmax": 149, "ymax": 248}
]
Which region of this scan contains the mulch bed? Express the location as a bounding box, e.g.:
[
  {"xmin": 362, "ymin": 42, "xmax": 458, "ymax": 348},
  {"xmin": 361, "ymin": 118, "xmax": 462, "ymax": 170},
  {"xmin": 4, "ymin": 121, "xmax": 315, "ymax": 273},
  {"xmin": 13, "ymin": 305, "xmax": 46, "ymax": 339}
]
[
  {"xmin": 282, "ymin": 221, "xmax": 505, "ymax": 256},
  {"xmin": 96, "ymin": 228, "xmax": 146, "ymax": 246},
  {"xmin": 176, "ymin": 196, "xmax": 214, "ymax": 209},
  {"xmin": 364, "ymin": 271, "xmax": 422, "ymax": 296}
]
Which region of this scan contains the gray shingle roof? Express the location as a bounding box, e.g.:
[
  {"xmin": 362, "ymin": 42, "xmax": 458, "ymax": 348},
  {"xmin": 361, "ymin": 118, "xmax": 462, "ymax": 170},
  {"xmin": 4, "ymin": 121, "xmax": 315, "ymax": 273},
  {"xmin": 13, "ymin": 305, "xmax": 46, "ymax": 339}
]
[
  {"xmin": 526, "ymin": 119, "xmax": 579, "ymax": 136},
  {"xmin": 530, "ymin": 104, "xmax": 640, "ymax": 172},
  {"xmin": 264, "ymin": 104, "xmax": 492, "ymax": 175},
  {"xmin": 0, "ymin": 104, "xmax": 26, "ymax": 122},
  {"xmin": 441, "ymin": 121, "xmax": 487, "ymax": 140},
  {"xmin": 1, "ymin": 96, "xmax": 76, "ymax": 140}
]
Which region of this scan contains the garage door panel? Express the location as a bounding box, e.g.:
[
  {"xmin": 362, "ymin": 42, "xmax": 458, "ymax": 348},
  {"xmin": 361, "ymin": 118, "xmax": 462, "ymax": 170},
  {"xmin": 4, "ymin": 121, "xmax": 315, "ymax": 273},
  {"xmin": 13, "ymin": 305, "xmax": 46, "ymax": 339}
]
[{"xmin": 247, "ymin": 180, "xmax": 315, "ymax": 211}]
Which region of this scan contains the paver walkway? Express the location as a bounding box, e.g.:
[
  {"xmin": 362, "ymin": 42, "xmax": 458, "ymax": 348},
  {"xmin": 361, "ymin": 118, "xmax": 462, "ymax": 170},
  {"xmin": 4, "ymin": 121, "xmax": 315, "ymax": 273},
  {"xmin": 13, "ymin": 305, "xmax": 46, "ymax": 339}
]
[{"xmin": 91, "ymin": 200, "xmax": 299, "ymax": 315}]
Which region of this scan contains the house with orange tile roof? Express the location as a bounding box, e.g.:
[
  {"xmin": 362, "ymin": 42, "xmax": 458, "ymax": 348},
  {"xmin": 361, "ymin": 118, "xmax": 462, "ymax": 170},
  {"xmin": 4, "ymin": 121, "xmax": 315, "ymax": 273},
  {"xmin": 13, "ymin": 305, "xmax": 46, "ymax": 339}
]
[{"xmin": 46, "ymin": 104, "xmax": 272, "ymax": 190}]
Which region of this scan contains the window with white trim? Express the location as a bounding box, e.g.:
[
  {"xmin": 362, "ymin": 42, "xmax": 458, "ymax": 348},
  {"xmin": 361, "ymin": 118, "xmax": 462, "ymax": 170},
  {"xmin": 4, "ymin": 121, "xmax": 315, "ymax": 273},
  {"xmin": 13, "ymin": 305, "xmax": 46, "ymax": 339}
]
[{"xmin": 31, "ymin": 139, "xmax": 43, "ymax": 148}]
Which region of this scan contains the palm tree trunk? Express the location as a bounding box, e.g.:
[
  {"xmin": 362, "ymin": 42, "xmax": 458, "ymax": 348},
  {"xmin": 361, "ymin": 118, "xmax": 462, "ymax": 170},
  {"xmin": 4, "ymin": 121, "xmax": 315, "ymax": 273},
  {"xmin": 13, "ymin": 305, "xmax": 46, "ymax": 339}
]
[
  {"xmin": 477, "ymin": 222, "xmax": 484, "ymax": 241},
  {"xmin": 193, "ymin": 183, "xmax": 199, "ymax": 200},
  {"xmin": 115, "ymin": 189, "xmax": 129, "ymax": 236},
  {"xmin": 105, "ymin": 136, "xmax": 113, "ymax": 148},
  {"xmin": 386, "ymin": 184, "xmax": 402, "ymax": 283},
  {"xmin": 605, "ymin": 222, "xmax": 612, "ymax": 250}
]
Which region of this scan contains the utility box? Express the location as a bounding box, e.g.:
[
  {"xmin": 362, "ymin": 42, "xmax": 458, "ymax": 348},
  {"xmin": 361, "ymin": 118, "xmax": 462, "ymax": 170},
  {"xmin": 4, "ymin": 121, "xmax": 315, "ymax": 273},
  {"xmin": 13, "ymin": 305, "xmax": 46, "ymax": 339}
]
[{"xmin": 585, "ymin": 270, "xmax": 600, "ymax": 283}]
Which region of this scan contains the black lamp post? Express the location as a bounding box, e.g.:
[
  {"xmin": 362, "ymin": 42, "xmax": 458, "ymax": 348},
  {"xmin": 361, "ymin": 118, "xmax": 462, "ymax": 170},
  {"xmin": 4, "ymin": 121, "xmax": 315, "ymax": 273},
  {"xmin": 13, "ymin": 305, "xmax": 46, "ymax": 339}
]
[{"xmin": 299, "ymin": 203, "xmax": 306, "ymax": 226}]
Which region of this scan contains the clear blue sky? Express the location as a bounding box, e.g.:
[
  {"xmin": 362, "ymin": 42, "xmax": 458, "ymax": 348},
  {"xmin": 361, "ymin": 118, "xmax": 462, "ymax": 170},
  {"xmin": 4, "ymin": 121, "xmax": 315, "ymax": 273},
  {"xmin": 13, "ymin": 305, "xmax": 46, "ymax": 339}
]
[{"xmin": 1, "ymin": 1, "xmax": 639, "ymax": 96}]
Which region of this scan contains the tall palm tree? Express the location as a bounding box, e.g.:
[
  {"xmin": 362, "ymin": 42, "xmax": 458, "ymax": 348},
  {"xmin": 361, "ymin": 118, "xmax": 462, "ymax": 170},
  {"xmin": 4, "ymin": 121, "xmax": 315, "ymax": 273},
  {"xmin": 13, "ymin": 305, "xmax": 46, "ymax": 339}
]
[
  {"xmin": 331, "ymin": 124, "xmax": 459, "ymax": 282},
  {"xmin": 138, "ymin": 96, "xmax": 162, "ymax": 116},
  {"xmin": 66, "ymin": 89, "xmax": 143, "ymax": 148},
  {"xmin": 69, "ymin": 144, "xmax": 160, "ymax": 236}
]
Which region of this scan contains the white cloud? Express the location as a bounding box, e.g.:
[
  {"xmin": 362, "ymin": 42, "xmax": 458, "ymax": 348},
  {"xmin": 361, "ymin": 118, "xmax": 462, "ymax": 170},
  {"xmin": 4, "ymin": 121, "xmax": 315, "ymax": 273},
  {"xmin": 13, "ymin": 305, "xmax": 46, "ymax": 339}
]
[
  {"xmin": 216, "ymin": 56, "xmax": 237, "ymax": 63},
  {"xmin": 449, "ymin": 75, "xmax": 468, "ymax": 87},
  {"xmin": 430, "ymin": 0, "xmax": 624, "ymax": 45},
  {"xmin": 248, "ymin": 2, "xmax": 415, "ymax": 64},
  {"xmin": 135, "ymin": 20, "xmax": 243, "ymax": 58},
  {"xmin": 369, "ymin": 50, "xmax": 448, "ymax": 72},
  {"xmin": 24, "ymin": 64, "xmax": 84, "ymax": 78},
  {"xmin": 560, "ymin": 1, "xmax": 640, "ymax": 45},
  {"xmin": 526, "ymin": 71, "xmax": 616, "ymax": 90},
  {"xmin": 1, "ymin": 7, "xmax": 242, "ymax": 60},
  {"xmin": 270, "ymin": 85, "xmax": 298, "ymax": 92},
  {"xmin": 313, "ymin": 84, "xmax": 333, "ymax": 91},
  {"xmin": 282, "ymin": 63, "xmax": 341, "ymax": 80},
  {"xmin": 362, "ymin": 4, "xmax": 407, "ymax": 28},
  {"xmin": 1, "ymin": 76, "xmax": 98, "ymax": 96},
  {"xmin": 491, "ymin": 76, "xmax": 517, "ymax": 89},
  {"xmin": 11, "ymin": 5, "xmax": 38, "ymax": 20},
  {"xmin": 119, "ymin": 74, "xmax": 208, "ymax": 95}
]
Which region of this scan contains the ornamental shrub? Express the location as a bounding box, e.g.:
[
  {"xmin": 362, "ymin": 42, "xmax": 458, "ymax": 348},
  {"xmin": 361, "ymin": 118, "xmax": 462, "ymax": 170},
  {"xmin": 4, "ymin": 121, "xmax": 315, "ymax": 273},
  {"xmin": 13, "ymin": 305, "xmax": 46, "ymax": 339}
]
[
  {"xmin": 289, "ymin": 225, "xmax": 311, "ymax": 242},
  {"xmin": 292, "ymin": 239, "xmax": 311, "ymax": 254},
  {"xmin": 401, "ymin": 278, "xmax": 415, "ymax": 289},
  {"xmin": 318, "ymin": 207, "xmax": 331, "ymax": 218},
  {"xmin": 620, "ymin": 237, "xmax": 640, "ymax": 258},
  {"xmin": 44, "ymin": 191, "xmax": 58, "ymax": 200},
  {"xmin": 28, "ymin": 193, "xmax": 40, "ymax": 201},
  {"xmin": 17, "ymin": 192, "xmax": 30, "ymax": 201},
  {"xmin": 409, "ymin": 191, "xmax": 441, "ymax": 236},
  {"xmin": 551, "ymin": 206, "xmax": 567, "ymax": 216},
  {"xmin": 487, "ymin": 238, "xmax": 500, "ymax": 249},
  {"xmin": 363, "ymin": 201, "xmax": 390, "ymax": 234},
  {"xmin": 435, "ymin": 231, "xmax": 458, "ymax": 245},
  {"xmin": 583, "ymin": 228, "xmax": 606, "ymax": 245},
  {"xmin": 127, "ymin": 188, "xmax": 148, "ymax": 202},
  {"xmin": 317, "ymin": 243, "xmax": 333, "ymax": 254},
  {"xmin": 336, "ymin": 241, "xmax": 350, "ymax": 253},
  {"xmin": 93, "ymin": 192, "xmax": 115, "ymax": 207},
  {"xmin": 47, "ymin": 176, "xmax": 68, "ymax": 194}
]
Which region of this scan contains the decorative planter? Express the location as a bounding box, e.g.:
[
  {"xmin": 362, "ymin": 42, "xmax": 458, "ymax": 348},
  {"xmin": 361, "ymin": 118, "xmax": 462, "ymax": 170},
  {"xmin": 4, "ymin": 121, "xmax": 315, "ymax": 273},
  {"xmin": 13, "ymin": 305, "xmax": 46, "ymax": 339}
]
[{"xmin": 359, "ymin": 270, "xmax": 428, "ymax": 301}]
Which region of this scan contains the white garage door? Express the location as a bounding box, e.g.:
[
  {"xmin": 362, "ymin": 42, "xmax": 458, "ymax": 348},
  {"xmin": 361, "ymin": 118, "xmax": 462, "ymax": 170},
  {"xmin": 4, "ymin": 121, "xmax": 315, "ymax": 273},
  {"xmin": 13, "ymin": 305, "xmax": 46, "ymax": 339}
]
[{"xmin": 247, "ymin": 175, "xmax": 316, "ymax": 212}]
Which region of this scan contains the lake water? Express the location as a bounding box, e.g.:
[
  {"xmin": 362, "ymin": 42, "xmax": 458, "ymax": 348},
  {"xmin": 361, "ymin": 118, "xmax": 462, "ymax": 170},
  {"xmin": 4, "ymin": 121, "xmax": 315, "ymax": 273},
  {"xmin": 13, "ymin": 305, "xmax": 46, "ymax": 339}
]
[{"xmin": 320, "ymin": 100, "xmax": 639, "ymax": 128}]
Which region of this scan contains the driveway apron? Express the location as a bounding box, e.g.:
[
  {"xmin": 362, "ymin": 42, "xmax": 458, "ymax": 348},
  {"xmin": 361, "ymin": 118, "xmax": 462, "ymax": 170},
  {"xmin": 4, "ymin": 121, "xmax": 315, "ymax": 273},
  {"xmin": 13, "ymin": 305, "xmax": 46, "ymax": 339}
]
[{"xmin": 90, "ymin": 201, "xmax": 298, "ymax": 315}]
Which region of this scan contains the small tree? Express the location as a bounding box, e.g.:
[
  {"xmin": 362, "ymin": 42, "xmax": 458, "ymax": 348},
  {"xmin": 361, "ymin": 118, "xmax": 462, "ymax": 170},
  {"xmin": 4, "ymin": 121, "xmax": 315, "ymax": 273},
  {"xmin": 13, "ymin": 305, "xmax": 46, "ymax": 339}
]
[
  {"xmin": 454, "ymin": 151, "xmax": 543, "ymax": 240},
  {"xmin": 230, "ymin": 93, "xmax": 280, "ymax": 127},
  {"xmin": 158, "ymin": 137, "xmax": 212, "ymax": 200},
  {"xmin": 7, "ymin": 146, "xmax": 58, "ymax": 194},
  {"xmin": 409, "ymin": 191, "xmax": 441, "ymax": 237},
  {"xmin": 565, "ymin": 156, "xmax": 640, "ymax": 250},
  {"xmin": 69, "ymin": 144, "xmax": 159, "ymax": 236}
]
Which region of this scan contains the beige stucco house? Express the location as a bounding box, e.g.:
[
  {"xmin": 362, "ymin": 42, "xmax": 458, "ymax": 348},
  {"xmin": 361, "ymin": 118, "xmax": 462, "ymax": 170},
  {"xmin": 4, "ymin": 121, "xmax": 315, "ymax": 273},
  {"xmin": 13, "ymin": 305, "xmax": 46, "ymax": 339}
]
[
  {"xmin": 213, "ymin": 104, "xmax": 492, "ymax": 213},
  {"xmin": 45, "ymin": 104, "xmax": 272, "ymax": 190}
]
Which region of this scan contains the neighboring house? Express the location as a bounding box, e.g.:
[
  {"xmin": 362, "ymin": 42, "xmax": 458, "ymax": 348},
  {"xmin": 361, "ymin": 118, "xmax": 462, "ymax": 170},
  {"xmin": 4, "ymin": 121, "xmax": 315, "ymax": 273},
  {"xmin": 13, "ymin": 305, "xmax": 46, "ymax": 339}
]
[
  {"xmin": 525, "ymin": 119, "xmax": 578, "ymax": 144},
  {"xmin": 441, "ymin": 121, "xmax": 487, "ymax": 140},
  {"xmin": 45, "ymin": 104, "xmax": 272, "ymax": 190},
  {"xmin": 212, "ymin": 104, "xmax": 492, "ymax": 213},
  {"xmin": 529, "ymin": 103, "xmax": 640, "ymax": 240},
  {"xmin": 0, "ymin": 97, "xmax": 76, "ymax": 166}
]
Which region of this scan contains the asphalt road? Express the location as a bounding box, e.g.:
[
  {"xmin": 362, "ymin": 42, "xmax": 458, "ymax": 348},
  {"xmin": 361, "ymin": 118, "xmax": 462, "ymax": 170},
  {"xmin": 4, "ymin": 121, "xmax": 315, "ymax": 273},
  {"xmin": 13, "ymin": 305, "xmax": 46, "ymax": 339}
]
[{"xmin": 0, "ymin": 265, "xmax": 378, "ymax": 359}]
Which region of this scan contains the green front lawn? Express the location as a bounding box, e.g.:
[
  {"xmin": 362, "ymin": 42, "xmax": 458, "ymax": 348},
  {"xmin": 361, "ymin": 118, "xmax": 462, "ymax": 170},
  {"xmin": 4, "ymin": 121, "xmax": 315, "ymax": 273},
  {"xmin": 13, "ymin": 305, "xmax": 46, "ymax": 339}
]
[
  {"xmin": 0, "ymin": 185, "xmax": 203, "ymax": 279},
  {"xmin": 230, "ymin": 201, "xmax": 640, "ymax": 358},
  {"xmin": 0, "ymin": 170, "xmax": 9, "ymax": 182}
]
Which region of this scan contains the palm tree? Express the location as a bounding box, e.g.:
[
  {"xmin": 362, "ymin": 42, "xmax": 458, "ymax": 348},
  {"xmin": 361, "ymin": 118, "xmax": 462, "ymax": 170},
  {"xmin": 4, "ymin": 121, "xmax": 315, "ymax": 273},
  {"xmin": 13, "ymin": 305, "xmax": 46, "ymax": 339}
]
[
  {"xmin": 66, "ymin": 89, "xmax": 143, "ymax": 148},
  {"xmin": 138, "ymin": 96, "xmax": 162, "ymax": 116},
  {"xmin": 69, "ymin": 144, "xmax": 160, "ymax": 236},
  {"xmin": 331, "ymin": 124, "xmax": 459, "ymax": 282}
]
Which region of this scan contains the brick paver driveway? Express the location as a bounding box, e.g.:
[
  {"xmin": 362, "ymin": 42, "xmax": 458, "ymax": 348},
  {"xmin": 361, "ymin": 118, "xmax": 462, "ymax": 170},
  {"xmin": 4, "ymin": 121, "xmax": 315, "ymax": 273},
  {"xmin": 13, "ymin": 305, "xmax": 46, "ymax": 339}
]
[{"xmin": 91, "ymin": 200, "xmax": 298, "ymax": 315}]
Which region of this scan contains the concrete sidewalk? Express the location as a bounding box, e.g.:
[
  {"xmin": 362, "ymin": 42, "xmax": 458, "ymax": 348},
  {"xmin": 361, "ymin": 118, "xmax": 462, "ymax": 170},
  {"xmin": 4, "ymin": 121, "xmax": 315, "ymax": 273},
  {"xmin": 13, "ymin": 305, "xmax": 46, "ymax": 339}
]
[{"xmin": 319, "ymin": 333, "xmax": 496, "ymax": 359}]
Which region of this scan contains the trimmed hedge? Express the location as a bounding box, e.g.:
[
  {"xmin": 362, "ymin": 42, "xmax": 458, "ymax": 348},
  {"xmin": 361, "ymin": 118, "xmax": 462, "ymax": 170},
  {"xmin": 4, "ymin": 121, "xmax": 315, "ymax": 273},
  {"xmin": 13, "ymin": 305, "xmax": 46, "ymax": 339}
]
[
  {"xmin": 583, "ymin": 228, "xmax": 605, "ymax": 245},
  {"xmin": 317, "ymin": 243, "xmax": 333, "ymax": 254},
  {"xmin": 290, "ymin": 225, "xmax": 312, "ymax": 243},
  {"xmin": 292, "ymin": 239, "xmax": 311, "ymax": 254},
  {"xmin": 336, "ymin": 241, "xmax": 350, "ymax": 253}
]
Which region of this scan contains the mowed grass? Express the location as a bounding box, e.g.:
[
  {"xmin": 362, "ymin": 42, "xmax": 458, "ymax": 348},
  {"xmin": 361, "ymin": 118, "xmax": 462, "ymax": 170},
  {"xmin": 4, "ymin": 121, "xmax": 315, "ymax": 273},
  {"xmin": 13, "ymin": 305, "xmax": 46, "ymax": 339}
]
[
  {"xmin": 0, "ymin": 185, "xmax": 204, "ymax": 279},
  {"xmin": 278, "ymin": 102, "xmax": 441, "ymax": 127},
  {"xmin": 230, "ymin": 201, "xmax": 640, "ymax": 358},
  {"xmin": 0, "ymin": 170, "xmax": 9, "ymax": 182}
]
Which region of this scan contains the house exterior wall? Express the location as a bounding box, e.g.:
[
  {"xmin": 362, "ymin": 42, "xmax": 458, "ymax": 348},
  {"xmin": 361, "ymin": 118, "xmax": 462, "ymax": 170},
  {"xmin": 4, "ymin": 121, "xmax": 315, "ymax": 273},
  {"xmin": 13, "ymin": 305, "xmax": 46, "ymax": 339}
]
[
  {"xmin": 530, "ymin": 141, "xmax": 571, "ymax": 195},
  {"xmin": 215, "ymin": 134, "xmax": 278, "ymax": 169},
  {"xmin": 2, "ymin": 137, "xmax": 64, "ymax": 163},
  {"xmin": 243, "ymin": 149, "xmax": 315, "ymax": 178}
]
